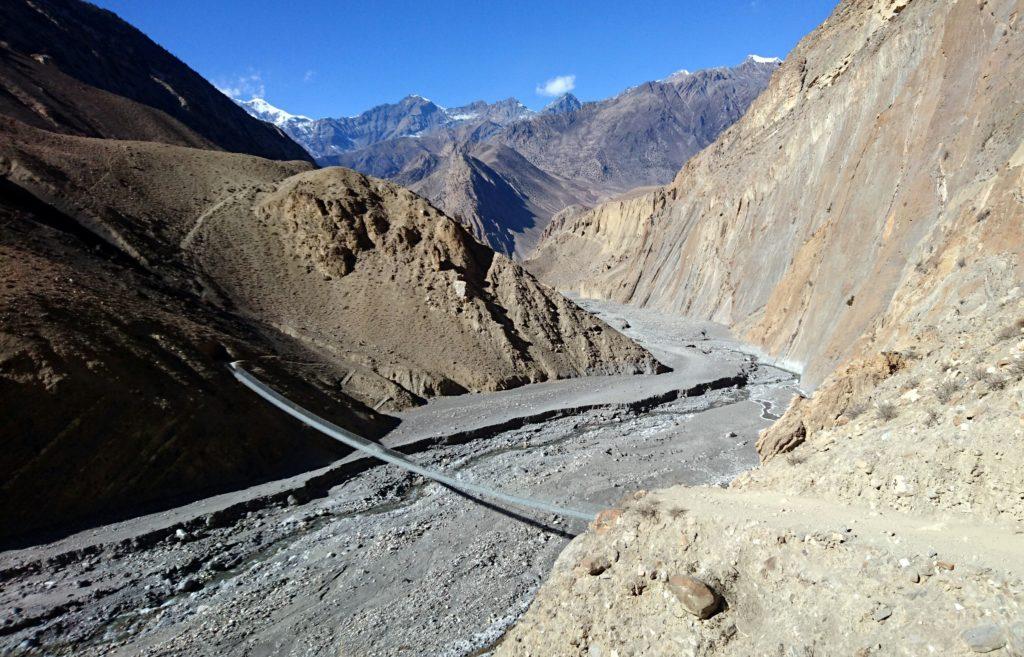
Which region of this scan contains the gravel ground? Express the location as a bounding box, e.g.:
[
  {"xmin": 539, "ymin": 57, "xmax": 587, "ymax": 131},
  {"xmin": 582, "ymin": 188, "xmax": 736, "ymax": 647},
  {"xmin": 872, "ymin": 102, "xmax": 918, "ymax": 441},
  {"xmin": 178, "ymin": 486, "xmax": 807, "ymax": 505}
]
[{"xmin": 0, "ymin": 300, "xmax": 796, "ymax": 657}]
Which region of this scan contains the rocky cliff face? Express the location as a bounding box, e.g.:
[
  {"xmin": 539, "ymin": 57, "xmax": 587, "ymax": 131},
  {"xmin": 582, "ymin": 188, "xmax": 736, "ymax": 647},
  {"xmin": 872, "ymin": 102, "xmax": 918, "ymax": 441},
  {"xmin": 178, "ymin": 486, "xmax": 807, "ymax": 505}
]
[
  {"xmin": 0, "ymin": 0, "xmax": 311, "ymax": 162},
  {"xmin": 507, "ymin": 0, "xmax": 1024, "ymax": 654},
  {"xmin": 528, "ymin": 0, "xmax": 1024, "ymax": 389}
]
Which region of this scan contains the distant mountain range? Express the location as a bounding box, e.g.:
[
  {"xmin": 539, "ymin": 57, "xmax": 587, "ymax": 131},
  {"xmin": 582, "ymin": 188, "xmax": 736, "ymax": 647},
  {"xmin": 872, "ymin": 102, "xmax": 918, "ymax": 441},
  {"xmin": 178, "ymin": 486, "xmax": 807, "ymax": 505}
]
[
  {"xmin": 239, "ymin": 94, "xmax": 534, "ymax": 159},
  {"xmin": 239, "ymin": 56, "xmax": 780, "ymax": 256}
]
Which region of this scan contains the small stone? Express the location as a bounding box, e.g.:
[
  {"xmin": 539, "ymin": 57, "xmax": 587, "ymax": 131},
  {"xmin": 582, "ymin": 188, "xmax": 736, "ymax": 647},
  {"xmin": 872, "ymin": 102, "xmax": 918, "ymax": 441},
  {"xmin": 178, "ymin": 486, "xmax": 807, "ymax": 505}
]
[
  {"xmin": 174, "ymin": 528, "xmax": 189, "ymax": 542},
  {"xmin": 592, "ymin": 509, "xmax": 622, "ymax": 535},
  {"xmin": 907, "ymin": 569, "xmax": 921, "ymax": 584},
  {"xmin": 286, "ymin": 494, "xmax": 300, "ymax": 507},
  {"xmin": 666, "ymin": 575, "xmax": 719, "ymax": 619},
  {"xmin": 873, "ymin": 606, "xmax": 893, "ymax": 622},
  {"xmin": 962, "ymin": 624, "xmax": 1006, "ymax": 653},
  {"xmin": 175, "ymin": 577, "xmax": 202, "ymax": 593},
  {"xmin": 580, "ymin": 556, "xmax": 612, "ymax": 576},
  {"xmin": 893, "ymin": 476, "xmax": 915, "ymax": 497},
  {"xmin": 936, "ymin": 561, "xmax": 955, "ymax": 571},
  {"xmin": 625, "ymin": 577, "xmax": 647, "ymax": 596}
]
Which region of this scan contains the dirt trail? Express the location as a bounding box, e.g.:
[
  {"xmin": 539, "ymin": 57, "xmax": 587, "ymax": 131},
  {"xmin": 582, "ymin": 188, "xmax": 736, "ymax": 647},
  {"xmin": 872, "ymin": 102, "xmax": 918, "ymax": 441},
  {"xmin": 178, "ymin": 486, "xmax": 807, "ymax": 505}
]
[{"xmin": 649, "ymin": 487, "xmax": 1024, "ymax": 579}]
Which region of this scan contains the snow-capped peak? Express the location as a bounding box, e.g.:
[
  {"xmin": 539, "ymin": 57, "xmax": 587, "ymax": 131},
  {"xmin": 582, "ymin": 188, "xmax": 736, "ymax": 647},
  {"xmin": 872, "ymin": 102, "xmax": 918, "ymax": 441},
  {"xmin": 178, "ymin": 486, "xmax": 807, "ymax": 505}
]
[
  {"xmin": 747, "ymin": 54, "xmax": 783, "ymax": 64},
  {"xmin": 238, "ymin": 97, "xmax": 310, "ymax": 126},
  {"xmin": 661, "ymin": 68, "xmax": 692, "ymax": 82}
]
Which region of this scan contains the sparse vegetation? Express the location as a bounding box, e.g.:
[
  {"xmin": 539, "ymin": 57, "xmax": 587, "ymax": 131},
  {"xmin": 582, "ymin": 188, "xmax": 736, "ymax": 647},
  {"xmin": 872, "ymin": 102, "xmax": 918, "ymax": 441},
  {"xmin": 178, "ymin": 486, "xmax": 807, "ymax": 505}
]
[
  {"xmin": 924, "ymin": 408, "xmax": 940, "ymax": 426},
  {"xmin": 997, "ymin": 318, "xmax": 1024, "ymax": 341},
  {"xmin": 956, "ymin": 256, "xmax": 967, "ymax": 268},
  {"xmin": 786, "ymin": 452, "xmax": 808, "ymax": 466},
  {"xmin": 1007, "ymin": 359, "xmax": 1024, "ymax": 380},
  {"xmin": 987, "ymin": 375, "xmax": 1008, "ymax": 391},
  {"xmin": 667, "ymin": 506, "xmax": 688, "ymax": 520},
  {"xmin": 875, "ymin": 401, "xmax": 898, "ymax": 422},
  {"xmin": 935, "ymin": 378, "xmax": 961, "ymax": 403},
  {"xmin": 634, "ymin": 502, "xmax": 659, "ymax": 519},
  {"xmin": 901, "ymin": 375, "xmax": 920, "ymax": 391},
  {"xmin": 844, "ymin": 401, "xmax": 869, "ymax": 420}
]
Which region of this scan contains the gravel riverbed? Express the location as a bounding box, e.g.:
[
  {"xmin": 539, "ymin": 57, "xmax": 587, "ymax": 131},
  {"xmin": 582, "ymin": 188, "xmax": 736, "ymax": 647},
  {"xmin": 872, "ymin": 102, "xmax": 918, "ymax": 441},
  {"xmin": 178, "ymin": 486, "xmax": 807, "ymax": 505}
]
[{"xmin": 0, "ymin": 300, "xmax": 796, "ymax": 657}]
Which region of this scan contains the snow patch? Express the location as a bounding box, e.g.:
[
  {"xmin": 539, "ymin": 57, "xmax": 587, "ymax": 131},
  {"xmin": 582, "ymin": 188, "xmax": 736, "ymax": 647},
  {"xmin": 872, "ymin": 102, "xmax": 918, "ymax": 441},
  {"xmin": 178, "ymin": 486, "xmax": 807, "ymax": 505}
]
[
  {"xmin": 747, "ymin": 54, "xmax": 783, "ymax": 64},
  {"xmin": 239, "ymin": 97, "xmax": 311, "ymax": 126}
]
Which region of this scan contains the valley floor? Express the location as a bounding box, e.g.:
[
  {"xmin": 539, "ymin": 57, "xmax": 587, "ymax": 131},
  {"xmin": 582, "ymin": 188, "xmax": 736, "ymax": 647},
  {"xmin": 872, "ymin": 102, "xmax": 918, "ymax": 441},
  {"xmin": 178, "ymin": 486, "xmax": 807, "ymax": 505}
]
[{"xmin": 0, "ymin": 301, "xmax": 795, "ymax": 657}]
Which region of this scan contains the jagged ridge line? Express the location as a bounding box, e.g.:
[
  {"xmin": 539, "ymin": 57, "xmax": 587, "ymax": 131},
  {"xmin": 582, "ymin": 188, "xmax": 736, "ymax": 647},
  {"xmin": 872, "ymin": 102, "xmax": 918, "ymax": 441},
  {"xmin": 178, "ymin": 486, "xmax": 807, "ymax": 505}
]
[{"xmin": 228, "ymin": 362, "xmax": 600, "ymax": 522}]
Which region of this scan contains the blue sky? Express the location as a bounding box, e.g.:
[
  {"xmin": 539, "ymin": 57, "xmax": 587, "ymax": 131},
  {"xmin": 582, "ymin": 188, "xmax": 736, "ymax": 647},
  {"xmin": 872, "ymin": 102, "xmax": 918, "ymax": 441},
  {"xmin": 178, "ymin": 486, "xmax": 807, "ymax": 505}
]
[{"xmin": 93, "ymin": 0, "xmax": 838, "ymax": 119}]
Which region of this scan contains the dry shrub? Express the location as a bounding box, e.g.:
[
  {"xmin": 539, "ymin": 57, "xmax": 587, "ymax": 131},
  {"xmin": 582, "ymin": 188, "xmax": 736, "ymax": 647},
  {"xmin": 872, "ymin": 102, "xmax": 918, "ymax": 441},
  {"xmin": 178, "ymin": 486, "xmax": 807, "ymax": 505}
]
[
  {"xmin": 876, "ymin": 401, "xmax": 898, "ymax": 422},
  {"xmin": 935, "ymin": 379, "xmax": 961, "ymax": 404},
  {"xmin": 844, "ymin": 401, "xmax": 869, "ymax": 420},
  {"xmin": 997, "ymin": 318, "xmax": 1024, "ymax": 341}
]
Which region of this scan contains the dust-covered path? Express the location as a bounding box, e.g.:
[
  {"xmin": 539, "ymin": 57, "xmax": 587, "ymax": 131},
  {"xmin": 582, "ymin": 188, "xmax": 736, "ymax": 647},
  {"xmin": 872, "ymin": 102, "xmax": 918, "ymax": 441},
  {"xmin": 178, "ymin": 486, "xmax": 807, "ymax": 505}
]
[{"xmin": 0, "ymin": 300, "xmax": 796, "ymax": 657}]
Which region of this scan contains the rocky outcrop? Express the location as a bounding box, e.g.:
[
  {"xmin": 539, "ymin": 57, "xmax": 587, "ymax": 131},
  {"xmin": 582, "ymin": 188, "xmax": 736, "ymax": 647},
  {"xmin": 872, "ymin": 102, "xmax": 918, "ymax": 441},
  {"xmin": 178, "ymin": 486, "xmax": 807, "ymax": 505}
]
[
  {"xmin": 756, "ymin": 351, "xmax": 906, "ymax": 459},
  {"xmin": 527, "ymin": 0, "xmax": 1024, "ymax": 389},
  {"xmin": 0, "ymin": 0, "xmax": 312, "ymax": 162},
  {"xmin": 0, "ymin": 115, "xmax": 662, "ymax": 405}
]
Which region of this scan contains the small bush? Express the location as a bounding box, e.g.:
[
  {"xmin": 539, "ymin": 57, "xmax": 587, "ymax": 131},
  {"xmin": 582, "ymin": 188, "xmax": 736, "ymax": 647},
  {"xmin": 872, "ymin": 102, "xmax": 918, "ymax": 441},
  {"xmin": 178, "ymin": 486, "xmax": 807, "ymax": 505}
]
[
  {"xmin": 667, "ymin": 506, "xmax": 688, "ymax": 520},
  {"xmin": 924, "ymin": 408, "xmax": 940, "ymax": 426},
  {"xmin": 634, "ymin": 502, "xmax": 659, "ymax": 519},
  {"xmin": 987, "ymin": 376, "xmax": 1008, "ymax": 391},
  {"xmin": 956, "ymin": 257, "xmax": 967, "ymax": 269},
  {"xmin": 786, "ymin": 453, "xmax": 808, "ymax": 466},
  {"xmin": 876, "ymin": 401, "xmax": 898, "ymax": 422},
  {"xmin": 997, "ymin": 318, "xmax": 1024, "ymax": 341},
  {"xmin": 901, "ymin": 376, "xmax": 920, "ymax": 391},
  {"xmin": 1007, "ymin": 360, "xmax": 1024, "ymax": 380},
  {"xmin": 935, "ymin": 379, "xmax": 961, "ymax": 403},
  {"xmin": 844, "ymin": 402, "xmax": 869, "ymax": 420}
]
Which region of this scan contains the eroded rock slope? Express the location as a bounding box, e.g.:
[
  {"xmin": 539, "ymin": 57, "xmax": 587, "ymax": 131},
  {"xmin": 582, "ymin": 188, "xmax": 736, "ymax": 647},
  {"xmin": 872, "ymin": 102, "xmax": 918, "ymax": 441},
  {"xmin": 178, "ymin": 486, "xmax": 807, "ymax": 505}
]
[
  {"xmin": 507, "ymin": 0, "xmax": 1024, "ymax": 654},
  {"xmin": 528, "ymin": 0, "xmax": 1024, "ymax": 388}
]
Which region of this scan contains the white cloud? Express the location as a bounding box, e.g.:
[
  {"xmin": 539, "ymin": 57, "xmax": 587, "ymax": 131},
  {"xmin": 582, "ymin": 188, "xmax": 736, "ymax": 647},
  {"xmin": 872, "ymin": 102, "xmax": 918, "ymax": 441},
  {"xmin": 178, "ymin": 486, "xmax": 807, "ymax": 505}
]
[
  {"xmin": 303, "ymin": 69, "xmax": 316, "ymax": 83},
  {"xmin": 535, "ymin": 74, "xmax": 576, "ymax": 97},
  {"xmin": 216, "ymin": 72, "xmax": 265, "ymax": 100}
]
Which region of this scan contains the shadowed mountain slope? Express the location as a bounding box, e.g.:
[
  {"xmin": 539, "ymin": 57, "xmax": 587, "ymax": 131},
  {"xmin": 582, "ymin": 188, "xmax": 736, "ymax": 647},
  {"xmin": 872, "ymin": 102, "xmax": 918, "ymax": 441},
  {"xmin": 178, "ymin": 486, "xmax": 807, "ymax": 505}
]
[{"xmin": 0, "ymin": 0, "xmax": 311, "ymax": 162}]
